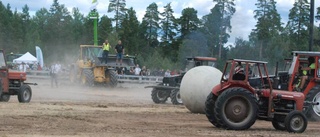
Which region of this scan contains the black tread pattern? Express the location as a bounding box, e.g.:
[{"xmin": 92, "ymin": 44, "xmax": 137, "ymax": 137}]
[
  {"xmin": 205, "ymin": 92, "xmax": 221, "ymax": 128},
  {"xmin": 214, "ymin": 87, "xmax": 258, "ymax": 130},
  {"xmin": 83, "ymin": 69, "xmax": 94, "ymax": 86},
  {"xmin": 170, "ymin": 89, "xmax": 183, "ymax": 105},
  {"xmin": 18, "ymin": 84, "xmax": 32, "ymax": 103},
  {"xmin": 151, "ymin": 89, "xmax": 169, "ymax": 104},
  {"xmin": 108, "ymin": 70, "xmax": 118, "ymax": 88},
  {"xmin": 304, "ymin": 86, "xmax": 320, "ymax": 121}
]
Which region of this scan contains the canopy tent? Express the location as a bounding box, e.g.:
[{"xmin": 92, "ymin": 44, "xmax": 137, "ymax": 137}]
[{"xmin": 13, "ymin": 52, "xmax": 38, "ymax": 64}]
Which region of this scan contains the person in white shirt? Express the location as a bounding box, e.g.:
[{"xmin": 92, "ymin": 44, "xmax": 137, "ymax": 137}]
[
  {"xmin": 19, "ymin": 62, "xmax": 29, "ymax": 72},
  {"xmin": 134, "ymin": 64, "xmax": 141, "ymax": 75},
  {"xmin": 50, "ymin": 63, "xmax": 61, "ymax": 88}
]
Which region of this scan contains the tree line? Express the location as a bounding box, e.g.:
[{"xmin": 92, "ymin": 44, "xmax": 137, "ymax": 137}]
[{"xmin": 0, "ymin": 0, "xmax": 320, "ymax": 71}]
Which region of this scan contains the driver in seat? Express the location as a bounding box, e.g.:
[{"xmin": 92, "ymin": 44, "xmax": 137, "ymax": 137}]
[
  {"xmin": 232, "ymin": 65, "xmax": 245, "ymax": 81},
  {"xmin": 297, "ymin": 57, "xmax": 315, "ymax": 92}
]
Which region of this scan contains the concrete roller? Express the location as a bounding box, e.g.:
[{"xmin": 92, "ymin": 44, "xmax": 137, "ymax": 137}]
[{"xmin": 180, "ymin": 66, "xmax": 222, "ymax": 114}]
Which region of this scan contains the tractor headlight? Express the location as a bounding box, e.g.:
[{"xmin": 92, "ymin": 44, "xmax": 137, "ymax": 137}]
[{"xmin": 13, "ymin": 80, "xmax": 19, "ymax": 84}]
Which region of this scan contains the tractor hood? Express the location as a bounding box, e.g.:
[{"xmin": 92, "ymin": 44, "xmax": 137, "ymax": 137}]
[{"xmin": 8, "ymin": 70, "xmax": 27, "ymax": 81}]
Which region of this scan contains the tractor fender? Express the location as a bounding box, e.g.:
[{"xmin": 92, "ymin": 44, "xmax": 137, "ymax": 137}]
[{"xmin": 212, "ymin": 82, "xmax": 255, "ymax": 96}]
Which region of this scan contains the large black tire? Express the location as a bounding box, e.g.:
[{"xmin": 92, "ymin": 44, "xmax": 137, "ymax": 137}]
[
  {"xmin": 151, "ymin": 89, "xmax": 169, "ymax": 104},
  {"xmin": 305, "ymin": 86, "xmax": 320, "ymax": 121},
  {"xmin": 205, "ymin": 92, "xmax": 221, "ymax": 128},
  {"xmin": 170, "ymin": 89, "xmax": 183, "ymax": 105},
  {"xmin": 0, "ymin": 94, "xmax": 10, "ymax": 102},
  {"xmin": 284, "ymin": 110, "xmax": 307, "ymax": 133},
  {"xmin": 81, "ymin": 69, "xmax": 94, "ymax": 86},
  {"xmin": 107, "ymin": 70, "xmax": 118, "ymax": 88},
  {"xmin": 18, "ymin": 84, "xmax": 32, "ymax": 103},
  {"xmin": 214, "ymin": 87, "xmax": 258, "ymax": 130}
]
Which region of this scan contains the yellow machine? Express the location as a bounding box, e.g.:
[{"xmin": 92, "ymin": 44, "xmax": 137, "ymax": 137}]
[{"xmin": 69, "ymin": 45, "xmax": 118, "ymax": 87}]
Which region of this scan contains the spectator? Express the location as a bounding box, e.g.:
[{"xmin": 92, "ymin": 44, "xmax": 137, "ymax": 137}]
[
  {"xmin": 129, "ymin": 67, "xmax": 135, "ymax": 75},
  {"xmin": 19, "ymin": 62, "xmax": 29, "ymax": 72},
  {"xmin": 164, "ymin": 69, "xmax": 171, "ymax": 77},
  {"xmin": 140, "ymin": 66, "xmax": 147, "ymax": 76},
  {"xmin": 117, "ymin": 67, "xmax": 124, "ymax": 75},
  {"xmin": 134, "ymin": 64, "xmax": 141, "ymax": 75}
]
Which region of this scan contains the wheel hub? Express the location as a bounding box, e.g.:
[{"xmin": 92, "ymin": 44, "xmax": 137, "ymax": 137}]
[
  {"xmin": 23, "ymin": 90, "xmax": 30, "ymax": 100},
  {"xmin": 225, "ymin": 97, "xmax": 249, "ymax": 122},
  {"xmin": 313, "ymin": 92, "xmax": 320, "ymax": 116},
  {"xmin": 291, "ymin": 116, "xmax": 304, "ymax": 131}
]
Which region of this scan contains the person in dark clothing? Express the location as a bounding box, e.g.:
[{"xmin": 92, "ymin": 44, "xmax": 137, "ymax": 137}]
[{"xmin": 115, "ymin": 40, "xmax": 125, "ymax": 65}]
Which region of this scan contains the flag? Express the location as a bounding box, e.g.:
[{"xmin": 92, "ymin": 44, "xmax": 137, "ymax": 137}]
[
  {"xmin": 90, "ymin": 0, "xmax": 98, "ymax": 10},
  {"xmin": 35, "ymin": 46, "xmax": 44, "ymax": 68}
]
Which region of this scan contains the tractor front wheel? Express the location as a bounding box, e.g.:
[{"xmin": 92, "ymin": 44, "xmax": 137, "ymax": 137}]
[
  {"xmin": 151, "ymin": 89, "xmax": 169, "ymax": 104},
  {"xmin": 18, "ymin": 84, "xmax": 32, "ymax": 103},
  {"xmin": 284, "ymin": 110, "xmax": 307, "ymax": 133},
  {"xmin": 81, "ymin": 69, "xmax": 94, "ymax": 86},
  {"xmin": 107, "ymin": 70, "xmax": 118, "ymax": 88},
  {"xmin": 214, "ymin": 87, "xmax": 258, "ymax": 130}
]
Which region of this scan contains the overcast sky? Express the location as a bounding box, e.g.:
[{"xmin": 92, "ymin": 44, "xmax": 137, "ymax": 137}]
[{"xmin": 1, "ymin": 0, "xmax": 320, "ymax": 45}]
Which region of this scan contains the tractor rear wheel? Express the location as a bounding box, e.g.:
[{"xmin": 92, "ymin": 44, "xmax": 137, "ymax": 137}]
[
  {"xmin": 18, "ymin": 84, "xmax": 32, "ymax": 103},
  {"xmin": 305, "ymin": 86, "xmax": 320, "ymax": 121},
  {"xmin": 214, "ymin": 87, "xmax": 258, "ymax": 130},
  {"xmin": 81, "ymin": 69, "xmax": 94, "ymax": 86},
  {"xmin": 205, "ymin": 92, "xmax": 221, "ymax": 128},
  {"xmin": 107, "ymin": 70, "xmax": 118, "ymax": 88},
  {"xmin": 151, "ymin": 89, "xmax": 169, "ymax": 104},
  {"xmin": 284, "ymin": 110, "xmax": 307, "ymax": 133},
  {"xmin": 170, "ymin": 89, "xmax": 182, "ymax": 105},
  {"xmin": 0, "ymin": 94, "xmax": 10, "ymax": 102}
]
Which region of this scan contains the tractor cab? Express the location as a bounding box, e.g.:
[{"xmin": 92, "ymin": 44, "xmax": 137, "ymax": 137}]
[{"xmin": 185, "ymin": 56, "xmax": 217, "ymax": 71}]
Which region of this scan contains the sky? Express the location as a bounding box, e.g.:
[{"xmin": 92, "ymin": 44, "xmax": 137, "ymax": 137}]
[{"xmin": 1, "ymin": 0, "xmax": 320, "ymax": 45}]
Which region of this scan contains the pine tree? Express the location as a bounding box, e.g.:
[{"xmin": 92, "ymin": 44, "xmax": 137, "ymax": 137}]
[
  {"xmin": 119, "ymin": 7, "xmax": 141, "ymax": 55},
  {"xmin": 160, "ymin": 3, "xmax": 177, "ymax": 45},
  {"xmin": 286, "ymin": 0, "xmax": 310, "ymax": 50},
  {"xmin": 108, "ymin": 0, "xmax": 127, "ymax": 32},
  {"xmin": 178, "ymin": 7, "xmax": 201, "ymax": 39},
  {"xmin": 141, "ymin": 2, "xmax": 160, "ymax": 47},
  {"xmin": 253, "ymin": 0, "xmax": 282, "ymax": 59}
]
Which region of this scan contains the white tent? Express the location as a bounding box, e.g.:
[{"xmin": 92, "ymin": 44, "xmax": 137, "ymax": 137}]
[{"xmin": 13, "ymin": 52, "xmax": 38, "ymax": 64}]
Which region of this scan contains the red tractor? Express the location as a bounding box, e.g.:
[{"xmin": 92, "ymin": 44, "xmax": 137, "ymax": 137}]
[
  {"xmin": 0, "ymin": 50, "xmax": 36, "ymax": 103},
  {"xmin": 205, "ymin": 59, "xmax": 315, "ymax": 133},
  {"xmin": 275, "ymin": 51, "xmax": 320, "ymax": 121}
]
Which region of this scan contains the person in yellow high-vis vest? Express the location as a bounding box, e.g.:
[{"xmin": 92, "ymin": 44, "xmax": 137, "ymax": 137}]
[{"xmin": 102, "ymin": 39, "xmax": 111, "ymax": 64}]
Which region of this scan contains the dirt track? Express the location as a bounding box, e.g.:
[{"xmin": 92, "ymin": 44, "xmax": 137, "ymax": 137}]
[{"xmin": 0, "ymin": 79, "xmax": 320, "ymax": 137}]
